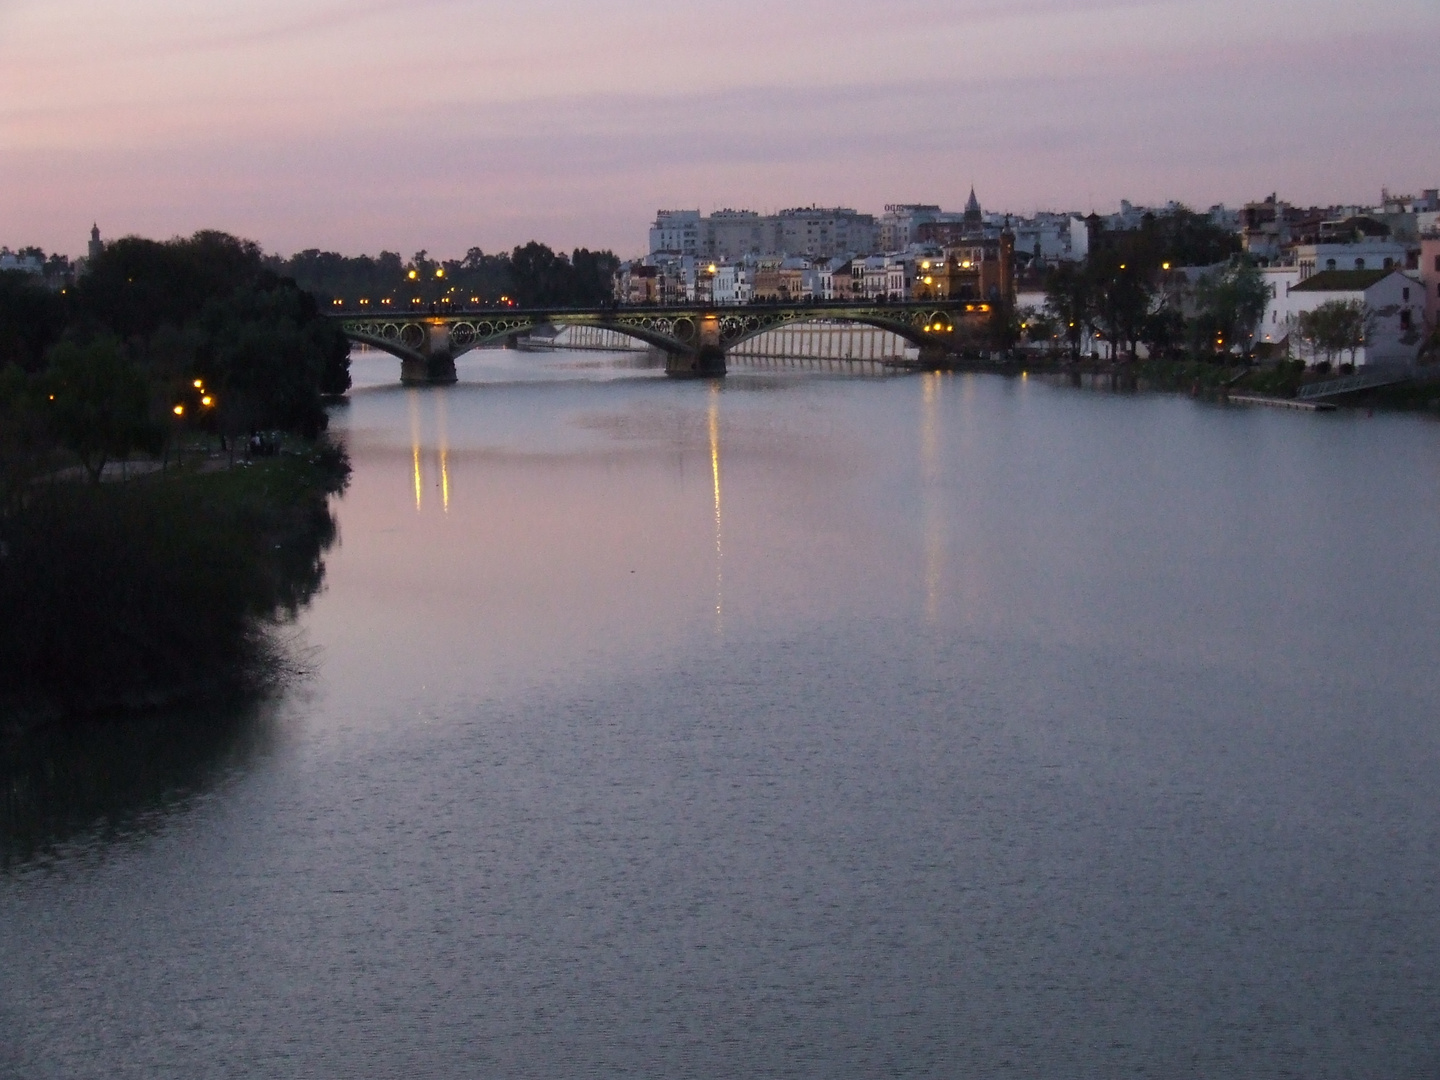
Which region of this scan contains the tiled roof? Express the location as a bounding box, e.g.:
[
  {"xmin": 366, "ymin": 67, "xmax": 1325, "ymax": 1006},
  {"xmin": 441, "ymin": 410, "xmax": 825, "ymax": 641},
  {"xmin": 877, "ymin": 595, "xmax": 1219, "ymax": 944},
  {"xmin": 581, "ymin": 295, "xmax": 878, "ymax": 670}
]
[{"xmin": 1291, "ymin": 269, "xmax": 1392, "ymax": 292}]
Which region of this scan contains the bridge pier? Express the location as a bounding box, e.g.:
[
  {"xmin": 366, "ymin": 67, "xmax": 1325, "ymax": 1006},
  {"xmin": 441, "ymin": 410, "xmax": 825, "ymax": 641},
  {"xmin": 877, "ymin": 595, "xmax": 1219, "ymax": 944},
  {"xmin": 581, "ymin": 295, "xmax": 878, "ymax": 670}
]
[
  {"xmin": 665, "ymin": 345, "xmax": 727, "ymax": 379},
  {"xmin": 916, "ymin": 344, "xmax": 953, "ymax": 370},
  {"xmin": 665, "ymin": 313, "xmax": 726, "ymax": 378},
  {"xmin": 401, "ymin": 352, "xmax": 457, "ymax": 386}
]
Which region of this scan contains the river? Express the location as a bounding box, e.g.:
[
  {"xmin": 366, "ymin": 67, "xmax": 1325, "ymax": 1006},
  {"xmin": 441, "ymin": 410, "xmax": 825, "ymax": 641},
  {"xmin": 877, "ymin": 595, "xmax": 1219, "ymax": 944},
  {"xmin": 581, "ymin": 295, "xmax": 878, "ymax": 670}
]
[{"xmin": 4, "ymin": 348, "xmax": 1440, "ymax": 1077}]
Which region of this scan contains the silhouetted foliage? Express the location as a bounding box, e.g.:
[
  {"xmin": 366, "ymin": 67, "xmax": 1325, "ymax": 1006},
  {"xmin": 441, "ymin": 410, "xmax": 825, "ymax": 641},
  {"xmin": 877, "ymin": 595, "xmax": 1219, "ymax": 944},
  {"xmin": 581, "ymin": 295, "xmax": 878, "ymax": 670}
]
[
  {"xmin": 0, "ymin": 448, "xmax": 349, "ymax": 720},
  {"xmin": 1194, "ymin": 261, "xmax": 1270, "ymax": 356},
  {"xmin": 44, "ymin": 338, "xmax": 161, "ymax": 482},
  {"xmin": 74, "ymin": 231, "xmax": 271, "ymax": 342},
  {"xmin": 0, "ymin": 231, "xmax": 352, "ymax": 467},
  {"xmin": 270, "ymin": 242, "xmax": 620, "ymax": 308},
  {"xmin": 1044, "ymin": 262, "xmax": 1096, "ymax": 359},
  {"xmin": 0, "ymin": 271, "xmax": 68, "ymax": 373},
  {"xmin": 1090, "ymin": 206, "xmax": 1242, "ymax": 273}
]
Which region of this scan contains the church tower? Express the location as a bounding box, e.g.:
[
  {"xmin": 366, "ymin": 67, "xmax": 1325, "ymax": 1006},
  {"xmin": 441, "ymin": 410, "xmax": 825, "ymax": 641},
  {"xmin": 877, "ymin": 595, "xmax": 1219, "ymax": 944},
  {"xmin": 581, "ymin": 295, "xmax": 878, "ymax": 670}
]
[
  {"xmin": 963, "ymin": 188, "xmax": 982, "ymax": 227},
  {"xmin": 88, "ymin": 224, "xmax": 102, "ymax": 263}
]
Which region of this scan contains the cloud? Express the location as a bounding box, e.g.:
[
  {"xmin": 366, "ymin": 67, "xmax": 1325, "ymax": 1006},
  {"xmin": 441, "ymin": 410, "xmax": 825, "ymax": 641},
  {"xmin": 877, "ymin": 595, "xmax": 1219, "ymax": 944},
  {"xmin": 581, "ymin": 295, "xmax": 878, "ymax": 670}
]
[
  {"xmin": 160, "ymin": 0, "xmax": 472, "ymax": 55},
  {"xmin": 3, "ymin": 0, "xmax": 1437, "ymax": 255}
]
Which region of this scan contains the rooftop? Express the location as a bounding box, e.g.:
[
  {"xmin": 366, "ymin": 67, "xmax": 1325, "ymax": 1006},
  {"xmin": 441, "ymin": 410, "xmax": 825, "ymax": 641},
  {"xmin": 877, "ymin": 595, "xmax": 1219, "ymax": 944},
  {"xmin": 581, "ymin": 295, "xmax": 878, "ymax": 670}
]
[{"xmin": 1291, "ymin": 269, "xmax": 1393, "ymax": 292}]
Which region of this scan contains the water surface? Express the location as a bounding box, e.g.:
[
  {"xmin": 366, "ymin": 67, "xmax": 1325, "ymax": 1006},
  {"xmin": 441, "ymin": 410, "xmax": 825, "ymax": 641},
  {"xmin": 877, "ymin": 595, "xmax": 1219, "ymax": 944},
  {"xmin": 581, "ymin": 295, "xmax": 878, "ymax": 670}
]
[{"xmin": 4, "ymin": 349, "xmax": 1439, "ymax": 1077}]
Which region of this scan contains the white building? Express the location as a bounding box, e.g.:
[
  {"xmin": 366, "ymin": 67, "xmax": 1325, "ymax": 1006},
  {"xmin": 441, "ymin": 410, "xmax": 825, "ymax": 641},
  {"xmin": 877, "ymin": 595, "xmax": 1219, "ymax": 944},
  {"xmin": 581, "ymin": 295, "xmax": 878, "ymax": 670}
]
[
  {"xmin": 885, "ymin": 256, "xmax": 914, "ymax": 301},
  {"xmin": 649, "ymin": 207, "xmax": 878, "ymax": 260},
  {"xmin": 1260, "ymin": 268, "xmax": 1425, "ymax": 366},
  {"xmin": 1292, "ymin": 241, "xmax": 1410, "ymax": 281},
  {"xmin": 0, "ymin": 249, "xmax": 45, "ymax": 276},
  {"xmin": 1068, "ymin": 216, "xmax": 1091, "ymax": 262},
  {"xmin": 711, "ymin": 264, "xmax": 752, "ymax": 305},
  {"xmin": 649, "ymin": 211, "xmax": 702, "ymax": 257}
]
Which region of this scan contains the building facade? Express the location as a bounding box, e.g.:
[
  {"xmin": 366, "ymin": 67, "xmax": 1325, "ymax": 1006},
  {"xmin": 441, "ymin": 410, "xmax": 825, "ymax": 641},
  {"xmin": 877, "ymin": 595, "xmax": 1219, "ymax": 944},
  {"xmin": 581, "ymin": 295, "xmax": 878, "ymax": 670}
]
[
  {"xmin": 649, "ymin": 208, "xmax": 878, "ymax": 260},
  {"xmin": 1421, "ymin": 234, "xmax": 1440, "ymax": 335},
  {"xmin": 1262, "ymin": 269, "xmax": 1425, "ymax": 366}
]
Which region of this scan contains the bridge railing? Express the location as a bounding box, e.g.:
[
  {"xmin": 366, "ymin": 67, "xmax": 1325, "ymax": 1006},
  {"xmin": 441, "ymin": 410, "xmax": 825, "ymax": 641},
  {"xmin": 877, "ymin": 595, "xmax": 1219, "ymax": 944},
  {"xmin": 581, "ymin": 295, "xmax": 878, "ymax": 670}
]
[{"xmin": 1296, "ymin": 365, "xmax": 1418, "ymax": 400}]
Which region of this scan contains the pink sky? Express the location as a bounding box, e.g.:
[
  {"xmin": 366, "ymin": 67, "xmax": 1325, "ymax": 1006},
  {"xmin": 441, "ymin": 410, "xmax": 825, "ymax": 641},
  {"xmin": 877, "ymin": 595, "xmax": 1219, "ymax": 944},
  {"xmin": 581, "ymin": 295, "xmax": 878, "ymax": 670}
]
[{"xmin": 2, "ymin": 0, "xmax": 1437, "ymax": 260}]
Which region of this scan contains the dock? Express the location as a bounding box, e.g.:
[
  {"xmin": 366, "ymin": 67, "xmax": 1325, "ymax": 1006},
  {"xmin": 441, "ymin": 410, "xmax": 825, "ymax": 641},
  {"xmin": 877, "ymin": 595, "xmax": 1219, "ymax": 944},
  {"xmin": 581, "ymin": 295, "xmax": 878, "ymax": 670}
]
[{"xmin": 1226, "ymin": 394, "xmax": 1336, "ymax": 412}]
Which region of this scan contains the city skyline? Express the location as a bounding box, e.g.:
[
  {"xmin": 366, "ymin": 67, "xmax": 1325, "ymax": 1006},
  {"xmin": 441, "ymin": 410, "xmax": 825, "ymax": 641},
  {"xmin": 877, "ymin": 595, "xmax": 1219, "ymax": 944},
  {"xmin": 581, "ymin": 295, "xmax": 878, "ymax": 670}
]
[{"xmin": 3, "ymin": 0, "xmax": 1437, "ymax": 258}]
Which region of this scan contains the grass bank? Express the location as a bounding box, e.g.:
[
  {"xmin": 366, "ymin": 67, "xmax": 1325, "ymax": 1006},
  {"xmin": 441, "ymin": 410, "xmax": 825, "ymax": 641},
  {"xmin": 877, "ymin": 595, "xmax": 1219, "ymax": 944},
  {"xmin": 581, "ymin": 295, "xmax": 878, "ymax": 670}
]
[
  {"xmin": 938, "ymin": 354, "xmax": 1440, "ymax": 414},
  {"xmin": 0, "ymin": 440, "xmax": 349, "ymax": 729}
]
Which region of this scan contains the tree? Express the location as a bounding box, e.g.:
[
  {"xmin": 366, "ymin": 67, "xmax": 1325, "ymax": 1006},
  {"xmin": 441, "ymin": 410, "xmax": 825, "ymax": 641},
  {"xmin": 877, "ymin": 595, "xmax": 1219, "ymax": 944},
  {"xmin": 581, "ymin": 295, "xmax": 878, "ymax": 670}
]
[
  {"xmin": 1089, "ymin": 253, "xmax": 1153, "ymax": 358},
  {"xmin": 74, "ymin": 231, "xmax": 267, "ymax": 342},
  {"xmin": 197, "ymin": 281, "xmax": 349, "ymax": 437},
  {"xmin": 1017, "ymin": 307, "xmax": 1058, "ymax": 349},
  {"xmin": 0, "ymin": 271, "xmax": 68, "ymax": 373},
  {"xmin": 1044, "ymin": 262, "xmax": 1094, "ymax": 359},
  {"xmin": 508, "ymin": 242, "xmax": 575, "ymax": 307},
  {"xmin": 45, "ymin": 338, "xmax": 160, "ymax": 482},
  {"xmin": 570, "ymin": 248, "xmax": 621, "ymax": 305},
  {"xmin": 1195, "ymin": 260, "xmax": 1269, "ymax": 357},
  {"xmin": 0, "ymin": 364, "xmax": 54, "ymax": 514},
  {"xmin": 1138, "ymin": 307, "xmax": 1187, "ymax": 360},
  {"xmin": 1295, "ymin": 300, "xmax": 1370, "ymax": 368}
]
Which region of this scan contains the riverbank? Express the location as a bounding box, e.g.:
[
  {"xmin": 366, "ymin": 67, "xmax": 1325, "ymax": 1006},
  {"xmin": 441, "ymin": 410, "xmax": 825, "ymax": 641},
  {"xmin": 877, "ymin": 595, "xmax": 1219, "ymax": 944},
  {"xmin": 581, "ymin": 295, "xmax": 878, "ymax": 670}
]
[
  {"xmin": 929, "ymin": 354, "xmax": 1440, "ymax": 413},
  {"xmin": 0, "ymin": 439, "xmax": 349, "ymax": 734}
]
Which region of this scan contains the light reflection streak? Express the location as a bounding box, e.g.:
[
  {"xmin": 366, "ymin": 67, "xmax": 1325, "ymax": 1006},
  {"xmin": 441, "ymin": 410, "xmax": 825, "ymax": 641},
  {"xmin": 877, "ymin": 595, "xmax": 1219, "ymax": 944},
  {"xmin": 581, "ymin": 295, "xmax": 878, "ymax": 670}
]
[
  {"xmin": 920, "ymin": 372, "xmax": 944, "ymax": 622},
  {"xmin": 709, "ymin": 382, "xmax": 724, "ymax": 626},
  {"xmin": 435, "ymin": 390, "xmax": 451, "ymax": 513},
  {"xmin": 407, "ymin": 388, "xmax": 423, "ymax": 512}
]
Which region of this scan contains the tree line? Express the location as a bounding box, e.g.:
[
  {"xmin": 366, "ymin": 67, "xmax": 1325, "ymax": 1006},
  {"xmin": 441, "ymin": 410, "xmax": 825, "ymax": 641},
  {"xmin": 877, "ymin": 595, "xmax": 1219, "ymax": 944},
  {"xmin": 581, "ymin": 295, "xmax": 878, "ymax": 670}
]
[
  {"xmin": 271, "ymin": 242, "xmax": 621, "ymax": 308},
  {"xmin": 1, "ymin": 230, "xmax": 351, "ymax": 500},
  {"xmin": 1032, "ymin": 208, "xmax": 1271, "ymax": 361}
]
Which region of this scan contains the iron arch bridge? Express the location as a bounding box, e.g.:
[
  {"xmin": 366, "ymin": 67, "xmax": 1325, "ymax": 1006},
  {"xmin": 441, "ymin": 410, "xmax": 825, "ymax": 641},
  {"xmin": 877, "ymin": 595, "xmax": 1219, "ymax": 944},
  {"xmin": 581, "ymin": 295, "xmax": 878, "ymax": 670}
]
[{"xmin": 330, "ymin": 300, "xmax": 995, "ymax": 383}]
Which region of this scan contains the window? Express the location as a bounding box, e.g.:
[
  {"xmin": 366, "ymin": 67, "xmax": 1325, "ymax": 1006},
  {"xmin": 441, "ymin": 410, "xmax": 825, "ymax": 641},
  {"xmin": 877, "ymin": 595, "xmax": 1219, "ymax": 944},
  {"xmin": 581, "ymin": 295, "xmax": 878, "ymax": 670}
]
[
  {"xmin": 1434, "ymin": 255, "xmax": 1440, "ymax": 272},
  {"xmin": 1384, "ymin": 258, "xmax": 1394, "ymax": 269},
  {"xmin": 1403, "ymin": 287, "xmax": 1410, "ymax": 301},
  {"xmin": 1355, "ymin": 258, "xmax": 1366, "ymax": 270},
  {"xmin": 1326, "ymin": 259, "xmax": 1337, "ymax": 270},
  {"xmin": 1401, "ymin": 310, "xmax": 1412, "ymax": 331}
]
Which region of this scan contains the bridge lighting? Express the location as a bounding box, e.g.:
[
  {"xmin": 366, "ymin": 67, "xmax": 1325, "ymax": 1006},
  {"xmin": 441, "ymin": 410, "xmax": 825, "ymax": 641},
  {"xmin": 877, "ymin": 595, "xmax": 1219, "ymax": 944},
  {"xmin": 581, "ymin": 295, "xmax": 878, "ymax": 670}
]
[
  {"xmin": 193, "ymin": 379, "xmax": 204, "ymax": 389},
  {"xmin": 201, "ymin": 395, "xmax": 214, "ymax": 407},
  {"xmin": 436, "ymin": 268, "xmax": 445, "ymax": 278},
  {"xmin": 408, "ymin": 269, "xmax": 418, "ymax": 280},
  {"xmin": 173, "ymin": 404, "xmax": 185, "ymax": 416},
  {"xmin": 1162, "ymin": 262, "xmax": 1171, "ymax": 270}
]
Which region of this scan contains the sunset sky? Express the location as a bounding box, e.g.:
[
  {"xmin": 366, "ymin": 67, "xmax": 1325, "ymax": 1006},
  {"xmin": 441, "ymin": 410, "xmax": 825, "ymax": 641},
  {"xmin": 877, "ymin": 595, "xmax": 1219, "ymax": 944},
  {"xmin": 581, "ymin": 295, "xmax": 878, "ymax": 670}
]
[{"xmin": 2, "ymin": 0, "xmax": 1437, "ymax": 259}]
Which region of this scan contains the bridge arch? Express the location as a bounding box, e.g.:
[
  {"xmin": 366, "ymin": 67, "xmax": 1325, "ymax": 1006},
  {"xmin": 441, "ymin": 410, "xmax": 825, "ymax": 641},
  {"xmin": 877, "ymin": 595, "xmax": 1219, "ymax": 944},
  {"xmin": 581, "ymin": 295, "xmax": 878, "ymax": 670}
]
[
  {"xmin": 333, "ymin": 301, "xmax": 993, "ymax": 382},
  {"xmin": 717, "ymin": 307, "xmax": 979, "ymax": 352}
]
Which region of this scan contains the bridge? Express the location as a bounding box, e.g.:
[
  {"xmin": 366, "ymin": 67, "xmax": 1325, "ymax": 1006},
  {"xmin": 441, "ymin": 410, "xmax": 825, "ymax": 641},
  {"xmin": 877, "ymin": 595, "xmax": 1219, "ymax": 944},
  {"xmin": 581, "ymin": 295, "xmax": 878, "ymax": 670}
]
[{"xmin": 328, "ymin": 300, "xmax": 997, "ymax": 383}]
